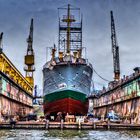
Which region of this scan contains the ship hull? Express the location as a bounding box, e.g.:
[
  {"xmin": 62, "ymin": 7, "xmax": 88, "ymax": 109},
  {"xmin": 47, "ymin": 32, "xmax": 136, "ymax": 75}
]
[
  {"xmin": 43, "ymin": 60, "xmax": 93, "ymax": 116},
  {"xmin": 43, "ymin": 90, "xmax": 88, "ymax": 115}
]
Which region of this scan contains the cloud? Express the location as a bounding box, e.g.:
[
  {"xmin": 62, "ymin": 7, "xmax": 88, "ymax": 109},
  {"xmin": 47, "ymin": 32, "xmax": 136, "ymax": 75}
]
[{"xmin": 0, "ymin": 0, "xmax": 140, "ymax": 91}]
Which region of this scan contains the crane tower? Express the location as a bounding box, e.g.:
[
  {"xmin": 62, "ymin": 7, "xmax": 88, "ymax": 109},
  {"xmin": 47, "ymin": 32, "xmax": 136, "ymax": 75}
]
[
  {"xmin": 24, "ymin": 19, "xmax": 35, "ymax": 87},
  {"xmin": 110, "ymin": 11, "xmax": 120, "ymax": 81}
]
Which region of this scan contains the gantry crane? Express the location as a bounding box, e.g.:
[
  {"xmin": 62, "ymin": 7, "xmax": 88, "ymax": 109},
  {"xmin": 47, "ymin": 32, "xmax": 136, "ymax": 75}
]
[
  {"xmin": 24, "ymin": 18, "xmax": 35, "ymax": 88},
  {"xmin": 110, "ymin": 11, "xmax": 120, "ymax": 81}
]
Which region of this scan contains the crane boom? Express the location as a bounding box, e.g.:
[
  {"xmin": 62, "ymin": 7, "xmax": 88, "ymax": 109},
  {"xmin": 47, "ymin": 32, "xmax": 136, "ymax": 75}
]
[
  {"xmin": 27, "ymin": 18, "xmax": 33, "ymax": 54},
  {"xmin": 0, "ymin": 32, "xmax": 3, "ymax": 53},
  {"xmin": 110, "ymin": 11, "xmax": 120, "ymax": 81}
]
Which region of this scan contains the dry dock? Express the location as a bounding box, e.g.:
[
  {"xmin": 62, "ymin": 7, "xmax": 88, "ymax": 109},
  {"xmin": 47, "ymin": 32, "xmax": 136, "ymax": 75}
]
[{"xmin": 1, "ymin": 121, "xmax": 140, "ymax": 130}]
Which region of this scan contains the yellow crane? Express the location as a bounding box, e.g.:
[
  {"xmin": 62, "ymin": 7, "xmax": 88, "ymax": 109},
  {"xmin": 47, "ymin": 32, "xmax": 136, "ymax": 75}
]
[{"xmin": 24, "ymin": 18, "xmax": 35, "ymax": 88}]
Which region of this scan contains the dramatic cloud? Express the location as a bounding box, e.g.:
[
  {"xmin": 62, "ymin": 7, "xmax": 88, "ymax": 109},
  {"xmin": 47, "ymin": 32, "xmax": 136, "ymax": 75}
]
[{"xmin": 0, "ymin": 0, "xmax": 140, "ymax": 92}]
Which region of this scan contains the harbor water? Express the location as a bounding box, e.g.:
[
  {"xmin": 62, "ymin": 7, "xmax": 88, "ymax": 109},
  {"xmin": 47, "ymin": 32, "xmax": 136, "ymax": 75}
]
[{"xmin": 0, "ymin": 129, "xmax": 140, "ymax": 140}]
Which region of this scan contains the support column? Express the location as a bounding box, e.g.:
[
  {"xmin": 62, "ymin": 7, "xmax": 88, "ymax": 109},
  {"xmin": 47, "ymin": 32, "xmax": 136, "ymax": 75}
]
[{"xmin": 0, "ymin": 97, "xmax": 2, "ymax": 120}]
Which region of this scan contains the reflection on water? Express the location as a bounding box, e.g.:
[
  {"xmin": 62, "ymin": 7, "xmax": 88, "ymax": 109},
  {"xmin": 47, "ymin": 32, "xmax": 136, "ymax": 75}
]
[{"xmin": 0, "ymin": 129, "xmax": 140, "ymax": 140}]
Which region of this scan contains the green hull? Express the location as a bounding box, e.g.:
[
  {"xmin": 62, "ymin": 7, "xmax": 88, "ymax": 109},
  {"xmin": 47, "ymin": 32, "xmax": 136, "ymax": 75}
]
[{"xmin": 44, "ymin": 90, "xmax": 87, "ymax": 103}]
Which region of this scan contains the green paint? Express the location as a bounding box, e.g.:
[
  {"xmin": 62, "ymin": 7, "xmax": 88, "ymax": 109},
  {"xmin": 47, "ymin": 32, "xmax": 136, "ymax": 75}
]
[
  {"xmin": 2, "ymin": 78, "xmax": 7, "ymax": 92},
  {"xmin": 44, "ymin": 90, "xmax": 86, "ymax": 103},
  {"xmin": 137, "ymin": 78, "xmax": 140, "ymax": 96},
  {"xmin": 123, "ymin": 79, "xmax": 140, "ymax": 96}
]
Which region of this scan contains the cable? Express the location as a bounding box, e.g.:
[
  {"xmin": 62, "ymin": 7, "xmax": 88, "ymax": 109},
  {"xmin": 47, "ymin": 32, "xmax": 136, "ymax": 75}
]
[
  {"xmin": 93, "ymin": 81, "xmax": 105, "ymax": 86},
  {"xmin": 93, "ymin": 67, "xmax": 111, "ymax": 82}
]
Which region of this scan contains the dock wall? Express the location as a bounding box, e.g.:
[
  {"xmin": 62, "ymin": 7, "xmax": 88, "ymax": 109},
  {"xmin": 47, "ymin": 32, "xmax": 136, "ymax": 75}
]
[
  {"xmin": 0, "ymin": 121, "xmax": 140, "ymax": 130},
  {"xmin": 0, "ymin": 72, "xmax": 33, "ymax": 119},
  {"xmin": 94, "ymin": 98, "xmax": 140, "ymax": 123},
  {"xmin": 93, "ymin": 73, "xmax": 140, "ymax": 124}
]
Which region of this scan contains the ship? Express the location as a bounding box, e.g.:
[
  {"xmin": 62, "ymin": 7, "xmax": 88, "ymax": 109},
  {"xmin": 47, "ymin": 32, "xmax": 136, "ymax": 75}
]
[{"xmin": 43, "ymin": 4, "xmax": 93, "ymax": 116}]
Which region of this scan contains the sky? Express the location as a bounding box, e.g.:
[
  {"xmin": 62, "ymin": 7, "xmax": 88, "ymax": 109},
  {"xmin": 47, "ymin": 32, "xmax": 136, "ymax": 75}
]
[{"xmin": 0, "ymin": 0, "xmax": 140, "ymax": 92}]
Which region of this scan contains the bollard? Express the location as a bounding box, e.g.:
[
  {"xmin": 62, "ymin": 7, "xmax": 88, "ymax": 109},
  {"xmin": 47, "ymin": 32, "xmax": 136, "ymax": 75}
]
[
  {"xmin": 93, "ymin": 122, "xmax": 96, "ymax": 129},
  {"xmin": 10, "ymin": 120, "xmax": 16, "ymax": 129},
  {"xmin": 60, "ymin": 119, "xmax": 64, "ymax": 129},
  {"xmin": 11, "ymin": 124, "xmax": 15, "ymax": 129},
  {"xmin": 46, "ymin": 120, "xmax": 49, "ymax": 129},
  {"xmin": 107, "ymin": 120, "xmax": 110, "ymax": 130},
  {"xmin": 78, "ymin": 119, "xmax": 81, "ymax": 129}
]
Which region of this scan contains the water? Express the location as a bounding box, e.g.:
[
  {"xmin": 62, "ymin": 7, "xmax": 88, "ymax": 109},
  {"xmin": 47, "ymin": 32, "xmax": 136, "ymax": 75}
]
[{"xmin": 0, "ymin": 129, "xmax": 140, "ymax": 140}]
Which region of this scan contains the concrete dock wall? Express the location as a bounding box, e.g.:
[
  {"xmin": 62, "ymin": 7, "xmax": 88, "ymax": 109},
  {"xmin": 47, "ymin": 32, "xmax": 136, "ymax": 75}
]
[{"xmin": 0, "ymin": 121, "xmax": 140, "ymax": 130}]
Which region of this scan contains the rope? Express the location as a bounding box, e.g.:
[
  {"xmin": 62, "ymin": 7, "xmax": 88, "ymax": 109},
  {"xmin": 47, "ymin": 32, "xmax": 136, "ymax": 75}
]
[{"xmin": 93, "ymin": 67, "xmax": 111, "ymax": 82}]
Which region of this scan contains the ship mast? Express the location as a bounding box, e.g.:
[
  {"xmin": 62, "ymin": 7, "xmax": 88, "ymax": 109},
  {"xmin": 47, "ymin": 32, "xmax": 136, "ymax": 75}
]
[
  {"xmin": 66, "ymin": 4, "xmax": 71, "ymax": 54},
  {"xmin": 58, "ymin": 4, "xmax": 82, "ymax": 58},
  {"xmin": 62, "ymin": 4, "xmax": 75, "ymax": 54}
]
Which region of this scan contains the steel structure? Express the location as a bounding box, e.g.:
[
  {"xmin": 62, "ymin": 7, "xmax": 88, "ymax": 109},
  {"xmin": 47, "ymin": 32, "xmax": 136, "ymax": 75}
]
[
  {"xmin": 0, "ymin": 42, "xmax": 33, "ymax": 94},
  {"xmin": 111, "ymin": 11, "xmax": 120, "ymax": 81},
  {"xmin": 24, "ymin": 19, "xmax": 35, "ymax": 88},
  {"xmin": 58, "ymin": 4, "xmax": 82, "ymax": 57},
  {"xmin": 0, "ymin": 23, "xmax": 34, "ymax": 119}
]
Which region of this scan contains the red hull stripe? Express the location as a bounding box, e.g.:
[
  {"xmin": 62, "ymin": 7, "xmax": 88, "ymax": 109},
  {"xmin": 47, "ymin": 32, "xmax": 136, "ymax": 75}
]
[{"xmin": 44, "ymin": 98, "xmax": 88, "ymax": 115}]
